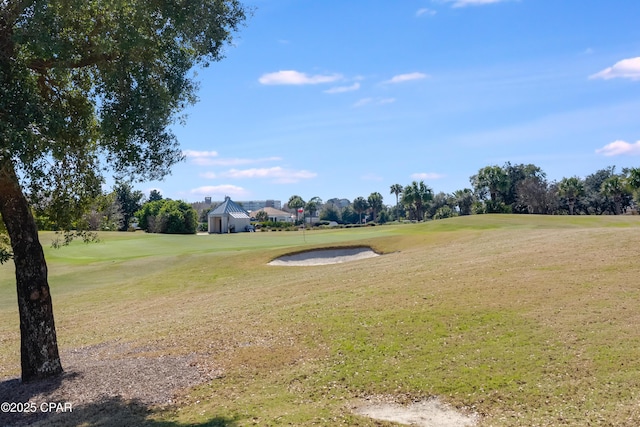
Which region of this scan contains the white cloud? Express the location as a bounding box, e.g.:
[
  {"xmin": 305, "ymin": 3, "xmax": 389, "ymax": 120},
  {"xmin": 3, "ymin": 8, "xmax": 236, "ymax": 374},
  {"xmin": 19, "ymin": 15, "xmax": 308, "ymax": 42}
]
[
  {"xmin": 189, "ymin": 185, "xmax": 249, "ymax": 198},
  {"xmin": 590, "ymin": 57, "xmax": 640, "ymax": 81},
  {"xmin": 221, "ymin": 167, "xmax": 317, "ymax": 183},
  {"xmin": 353, "ymin": 97, "xmax": 396, "ymax": 108},
  {"xmin": 209, "ymin": 156, "xmax": 282, "ymax": 166},
  {"xmin": 416, "ymin": 8, "xmax": 437, "ymax": 16},
  {"xmin": 183, "ymin": 150, "xmax": 220, "ymax": 166},
  {"xmin": 445, "ymin": 0, "xmax": 511, "ymax": 7},
  {"xmin": 384, "ymin": 72, "xmax": 429, "ymax": 84},
  {"xmin": 199, "ymin": 172, "xmax": 217, "ymax": 179},
  {"xmin": 258, "ymin": 70, "xmax": 342, "ymax": 85},
  {"xmin": 324, "ymin": 82, "xmax": 360, "ymax": 94},
  {"xmin": 411, "ymin": 172, "xmax": 445, "ymax": 180},
  {"xmin": 183, "ymin": 150, "xmax": 218, "ymax": 158},
  {"xmin": 595, "ymin": 140, "xmax": 640, "ymax": 156},
  {"xmin": 190, "ymin": 155, "xmax": 282, "ymax": 167}
]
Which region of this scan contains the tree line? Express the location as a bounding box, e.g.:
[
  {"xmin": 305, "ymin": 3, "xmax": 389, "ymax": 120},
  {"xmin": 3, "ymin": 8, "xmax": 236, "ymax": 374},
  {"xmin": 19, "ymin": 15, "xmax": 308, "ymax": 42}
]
[
  {"xmin": 469, "ymin": 163, "xmax": 639, "ymax": 216},
  {"xmin": 284, "ymin": 163, "xmax": 640, "ymax": 225},
  {"xmin": 25, "ymin": 162, "xmax": 640, "ymax": 240},
  {"xmin": 29, "ymin": 183, "xmax": 200, "ymax": 234}
]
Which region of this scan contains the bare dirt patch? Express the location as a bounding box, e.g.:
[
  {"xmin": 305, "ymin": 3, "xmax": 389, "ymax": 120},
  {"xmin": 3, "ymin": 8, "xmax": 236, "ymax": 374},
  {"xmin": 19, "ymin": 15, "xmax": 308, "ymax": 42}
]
[
  {"xmin": 354, "ymin": 396, "xmax": 479, "ymax": 427},
  {"xmin": 268, "ymin": 246, "xmax": 380, "ymax": 266},
  {"xmin": 0, "ymin": 341, "xmax": 217, "ymax": 426}
]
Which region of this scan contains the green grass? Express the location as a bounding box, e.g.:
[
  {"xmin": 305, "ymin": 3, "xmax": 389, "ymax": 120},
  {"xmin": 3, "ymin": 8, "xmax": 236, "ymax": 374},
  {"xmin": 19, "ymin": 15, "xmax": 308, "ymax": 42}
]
[{"xmin": 2, "ymin": 215, "xmax": 640, "ymax": 426}]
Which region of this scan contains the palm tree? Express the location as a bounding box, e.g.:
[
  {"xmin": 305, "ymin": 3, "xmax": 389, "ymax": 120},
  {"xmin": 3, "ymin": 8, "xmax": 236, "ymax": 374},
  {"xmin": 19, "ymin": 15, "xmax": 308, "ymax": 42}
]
[
  {"xmin": 389, "ymin": 184, "xmax": 403, "ymax": 219},
  {"xmin": 601, "ymin": 175, "xmax": 627, "ymax": 215},
  {"xmin": 401, "ymin": 181, "xmax": 433, "ymax": 221},
  {"xmin": 626, "ymin": 167, "xmax": 640, "ymax": 211},
  {"xmin": 453, "ymin": 188, "xmax": 474, "ymax": 216},
  {"xmin": 353, "ymin": 197, "xmax": 369, "ymax": 224},
  {"xmin": 368, "ymin": 192, "xmax": 383, "ymax": 223},
  {"xmin": 401, "ymin": 186, "xmax": 416, "ymax": 219},
  {"xmin": 558, "ymin": 176, "xmax": 584, "ymax": 215},
  {"xmin": 627, "ymin": 167, "xmax": 640, "ymax": 190},
  {"xmin": 287, "ymin": 195, "xmax": 305, "ymax": 223},
  {"xmin": 305, "ymin": 196, "xmax": 322, "ymax": 224}
]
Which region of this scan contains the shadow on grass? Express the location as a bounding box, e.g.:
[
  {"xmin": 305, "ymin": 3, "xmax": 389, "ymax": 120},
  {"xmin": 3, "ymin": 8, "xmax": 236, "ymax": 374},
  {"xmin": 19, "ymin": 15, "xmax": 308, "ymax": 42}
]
[{"xmin": 0, "ymin": 377, "xmax": 238, "ymax": 427}]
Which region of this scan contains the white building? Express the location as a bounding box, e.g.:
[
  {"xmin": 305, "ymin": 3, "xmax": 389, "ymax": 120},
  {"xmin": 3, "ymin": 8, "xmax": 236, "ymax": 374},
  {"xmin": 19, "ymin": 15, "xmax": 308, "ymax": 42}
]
[
  {"xmin": 251, "ymin": 207, "xmax": 295, "ymax": 223},
  {"xmin": 208, "ymin": 197, "xmax": 251, "ymax": 233}
]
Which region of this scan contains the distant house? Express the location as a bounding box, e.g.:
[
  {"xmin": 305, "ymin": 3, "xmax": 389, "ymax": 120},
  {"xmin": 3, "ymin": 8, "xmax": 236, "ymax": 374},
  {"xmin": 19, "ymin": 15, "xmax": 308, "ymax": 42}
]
[
  {"xmin": 252, "ymin": 207, "xmax": 294, "ymax": 223},
  {"xmin": 208, "ymin": 196, "xmax": 251, "ymax": 233}
]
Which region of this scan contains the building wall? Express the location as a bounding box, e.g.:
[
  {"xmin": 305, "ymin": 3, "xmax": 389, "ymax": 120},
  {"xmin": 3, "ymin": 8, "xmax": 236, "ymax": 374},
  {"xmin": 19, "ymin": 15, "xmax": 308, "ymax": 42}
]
[
  {"xmin": 208, "ymin": 215, "xmax": 224, "ymax": 233},
  {"xmin": 268, "ymin": 214, "xmax": 293, "ymax": 222},
  {"xmin": 208, "ymin": 215, "xmax": 251, "ymax": 233},
  {"xmin": 230, "ymin": 217, "xmax": 251, "ymax": 232}
]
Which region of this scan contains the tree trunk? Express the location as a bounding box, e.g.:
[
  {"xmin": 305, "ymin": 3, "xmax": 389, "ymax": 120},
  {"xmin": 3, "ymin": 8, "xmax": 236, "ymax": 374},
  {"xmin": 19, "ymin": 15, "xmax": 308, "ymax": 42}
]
[
  {"xmin": 0, "ymin": 160, "xmax": 63, "ymax": 382},
  {"xmin": 614, "ymin": 197, "xmax": 622, "ymax": 215}
]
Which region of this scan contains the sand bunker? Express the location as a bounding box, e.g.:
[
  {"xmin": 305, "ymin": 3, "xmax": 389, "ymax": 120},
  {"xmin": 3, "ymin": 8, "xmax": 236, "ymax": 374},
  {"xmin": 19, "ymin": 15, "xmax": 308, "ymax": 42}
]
[
  {"xmin": 355, "ymin": 398, "xmax": 478, "ymax": 427},
  {"xmin": 268, "ymin": 247, "xmax": 379, "ymax": 266}
]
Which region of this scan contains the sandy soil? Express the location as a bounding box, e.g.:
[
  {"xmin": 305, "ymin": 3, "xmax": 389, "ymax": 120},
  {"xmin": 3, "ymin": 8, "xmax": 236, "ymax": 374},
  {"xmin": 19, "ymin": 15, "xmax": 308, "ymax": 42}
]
[
  {"xmin": 354, "ymin": 397, "xmax": 478, "ymax": 426},
  {"xmin": 268, "ymin": 247, "xmax": 380, "ymax": 266}
]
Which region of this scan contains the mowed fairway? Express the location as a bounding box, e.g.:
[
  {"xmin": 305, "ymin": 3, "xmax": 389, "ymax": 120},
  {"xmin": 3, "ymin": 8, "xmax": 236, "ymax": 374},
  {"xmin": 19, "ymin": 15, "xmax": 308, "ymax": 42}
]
[{"xmin": 1, "ymin": 215, "xmax": 640, "ymax": 426}]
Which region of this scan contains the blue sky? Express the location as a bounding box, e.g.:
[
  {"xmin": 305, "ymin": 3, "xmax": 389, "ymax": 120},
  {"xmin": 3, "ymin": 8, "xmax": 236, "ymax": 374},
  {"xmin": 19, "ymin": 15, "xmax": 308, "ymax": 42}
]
[{"xmin": 144, "ymin": 0, "xmax": 640, "ymax": 205}]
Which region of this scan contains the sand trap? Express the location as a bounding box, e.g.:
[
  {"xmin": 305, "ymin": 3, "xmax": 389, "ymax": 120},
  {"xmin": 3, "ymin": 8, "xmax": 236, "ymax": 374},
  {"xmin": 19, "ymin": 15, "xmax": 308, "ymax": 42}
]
[
  {"xmin": 268, "ymin": 247, "xmax": 379, "ymax": 266},
  {"xmin": 355, "ymin": 398, "xmax": 478, "ymax": 427}
]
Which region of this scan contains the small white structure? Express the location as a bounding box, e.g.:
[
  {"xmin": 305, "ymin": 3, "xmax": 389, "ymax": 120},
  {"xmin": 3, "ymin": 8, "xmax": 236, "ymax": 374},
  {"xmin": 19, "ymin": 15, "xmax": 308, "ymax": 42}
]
[{"xmin": 208, "ymin": 196, "xmax": 251, "ymax": 233}]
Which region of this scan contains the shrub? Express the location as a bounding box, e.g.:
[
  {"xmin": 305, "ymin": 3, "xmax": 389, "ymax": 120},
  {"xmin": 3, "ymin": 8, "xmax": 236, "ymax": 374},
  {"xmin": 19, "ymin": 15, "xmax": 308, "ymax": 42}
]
[
  {"xmin": 136, "ymin": 200, "xmax": 198, "ymax": 234},
  {"xmin": 434, "ymin": 205, "xmax": 456, "ymax": 220}
]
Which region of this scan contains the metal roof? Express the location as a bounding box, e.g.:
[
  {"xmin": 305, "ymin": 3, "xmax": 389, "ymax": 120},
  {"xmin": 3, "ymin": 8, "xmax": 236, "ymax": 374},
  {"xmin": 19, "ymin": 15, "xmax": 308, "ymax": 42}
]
[
  {"xmin": 229, "ymin": 212, "xmax": 250, "ymax": 219},
  {"xmin": 208, "ymin": 196, "xmax": 250, "ymax": 216}
]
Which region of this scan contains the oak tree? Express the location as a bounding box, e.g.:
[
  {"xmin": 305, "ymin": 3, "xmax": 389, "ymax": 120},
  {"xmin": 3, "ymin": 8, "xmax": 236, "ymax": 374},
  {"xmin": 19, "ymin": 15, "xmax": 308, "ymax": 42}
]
[{"xmin": 0, "ymin": 0, "xmax": 247, "ymax": 381}]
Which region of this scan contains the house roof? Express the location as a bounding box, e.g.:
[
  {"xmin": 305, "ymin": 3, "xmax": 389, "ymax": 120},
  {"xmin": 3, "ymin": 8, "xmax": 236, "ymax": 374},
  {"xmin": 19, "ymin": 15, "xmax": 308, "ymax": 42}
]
[
  {"xmin": 252, "ymin": 207, "xmax": 293, "ymax": 218},
  {"xmin": 209, "ymin": 196, "xmax": 250, "ymax": 217},
  {"xmin": 229, "ymin": 212, "xmax": 250, "ymax": 219}
]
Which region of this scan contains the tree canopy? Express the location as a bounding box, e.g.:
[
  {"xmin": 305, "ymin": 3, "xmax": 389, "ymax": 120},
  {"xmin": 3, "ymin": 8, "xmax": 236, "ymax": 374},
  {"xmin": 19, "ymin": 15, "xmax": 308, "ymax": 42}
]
[
  {"xmin": 367, "ymin": 192, "xmax": 383, "ymax": 222},
  {"xmin": 289, "ymin": 161, "xmax": 639, "ymax": 226},
  {"xmin": 0, "ymin": 0, "xmax": 248, "ymax": 381},
  {"xmin": 287, "ymin": 195, "xmax": 305, "ymax": 222},
  {"xmin": 401, "ymin": 180, "xmax": 433, "ymax": 221},
  {"xmin": 114, "ymin": 182, "xmax": 145, "ymax": 231},
  {"xmin": 353, "ymin": 196, "xmax": 369, "ymax": 223},
  {"xmin": 2, "ymin": 0, "xmax": 247, "ymax": 223},
  {"xmin": 137, "ymin": 199, "xmax": 198, "ymax": 234}
]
